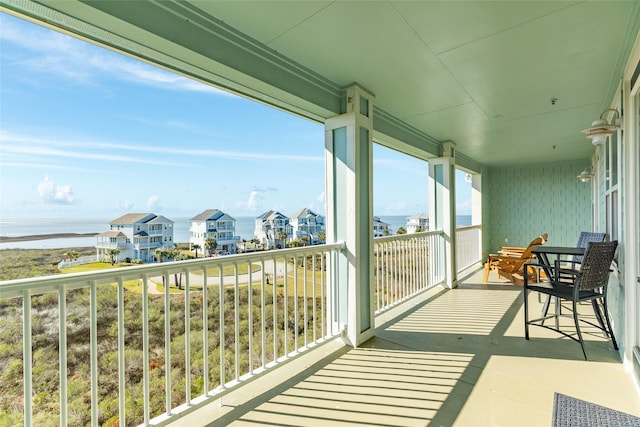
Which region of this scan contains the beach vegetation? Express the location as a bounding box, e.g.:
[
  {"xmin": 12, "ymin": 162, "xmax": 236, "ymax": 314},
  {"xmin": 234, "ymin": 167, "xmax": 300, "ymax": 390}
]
[
  {"xmin": 0, "ymin": 247, "xmax": 95, "ymax": 280},
  {"xmin": 0, "ymin": 249, "xmax": 325, "ymax": 425},
  {"xmin": 105, "ymin": 248, "xmax": 120, "ymax": 265},
  {"xmin": 0, "ymin": 247, "xmax": 332, "ymax": 424},
  {"xmin": 204, "ymin": 237, "xmax": 217, "ymax": 256},
  {"xmin": 64, "ymin": 250, "xmax": 79, "ymax": 261},
  {"xmin": 277, "ymin": 231, "xmax": 287, "ymax": 248},
  {"xmin": 288, "ymin": 239, "xmax": 303, "ymax": 247},
  {"xmin": 192, "ymin": 243, "xmax": 201, "ymax": 258},
  {"xmin": 154, "ymin": 248, "xmax": 167, "ymax": 263}
]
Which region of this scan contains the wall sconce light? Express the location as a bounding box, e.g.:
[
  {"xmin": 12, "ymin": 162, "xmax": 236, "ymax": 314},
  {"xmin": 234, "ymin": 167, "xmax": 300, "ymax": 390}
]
[
  {"xmin": 581, "ymin": 108, "xmax": 621, "ymax": 145},
  {"xmin": 577, "ymin": 167, "xmax": 593, "ymax": 182}
]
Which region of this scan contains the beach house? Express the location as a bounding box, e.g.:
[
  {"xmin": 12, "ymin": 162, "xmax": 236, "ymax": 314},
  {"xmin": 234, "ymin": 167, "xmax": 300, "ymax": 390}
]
[
  {"xmin": 95, "ymin": 213, "xmax": 174, "ymax": 262},
  {"xmin": 254, "ymin": 210, "xmax": 291, "ymax": 249},
  {"xmin": 372, "ymin": 216, "xmax": 390, "ymax": 237},
  {"xmin": 189, "ymin": 209, "xmax": 237, "ymax": 255},
  {"xmin": 289, "ymin": 207, "xmax": 325, "ymax": 244},
  {"xmin": 406, "ymin": 213, "xmax": 429, "ymax": 233}
]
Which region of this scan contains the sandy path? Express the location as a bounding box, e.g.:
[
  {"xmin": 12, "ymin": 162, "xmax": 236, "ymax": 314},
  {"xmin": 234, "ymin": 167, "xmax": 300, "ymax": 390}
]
[{"xmin": 149, "ymin": 261, "xmax": 287, "ymax": 290}]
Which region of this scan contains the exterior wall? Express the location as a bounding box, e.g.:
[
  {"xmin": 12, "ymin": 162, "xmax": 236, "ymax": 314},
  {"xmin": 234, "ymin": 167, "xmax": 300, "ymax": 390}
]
[
  {"xmin": 290, "ymin": 216, "xmax": 325, "ymax": 242},
  {"xmin": 595, "ymin": 134, "xmax": 625, "ymax": 353},
  {"xmin": 484, "ymin": 160, "xmax": 592, "ymax": 257},
  {"xmin": 255, "ymin": 213, "xmax": 290, "ymax": 249},
  {"xmin": 190, "ymin": 219, "xmax": 237, "ymax": 254},
  {"xmin": 98, "ymin": 215, "xmax": 174, "ymax": 262},
  {"xmin": 406, "ymin": 216, "xmax": 429, "ymax": 233}
]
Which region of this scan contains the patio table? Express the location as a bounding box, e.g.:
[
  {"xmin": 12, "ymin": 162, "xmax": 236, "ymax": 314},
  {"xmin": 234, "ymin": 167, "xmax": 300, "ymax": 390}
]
[{"xmin": 531, "ymin": 246, "xmax": 585, "ymax": 279}]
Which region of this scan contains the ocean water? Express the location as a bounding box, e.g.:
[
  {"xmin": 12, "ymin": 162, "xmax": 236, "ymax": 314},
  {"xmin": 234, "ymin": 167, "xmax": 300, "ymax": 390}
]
[{"xmin": 0, "ymin": 215, "xmax": 472, "ymax": 249}]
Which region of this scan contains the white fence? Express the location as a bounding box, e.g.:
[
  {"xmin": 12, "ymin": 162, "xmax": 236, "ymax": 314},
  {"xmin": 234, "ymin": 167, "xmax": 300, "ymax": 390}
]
[
  {"xmin": 57, "ymin": 255, "xmax": 98, "ymax": 269},
  {"xmin": 456, "ymin": 225, "xmax": 482, "ymax": 273},
  {"xmin": 0, "ymin": 243, "xmax": 344, "ymax": 427},
  {"xmin": 1, "ymin": 226, "xmax": 481, "ymax": 426},
  {"xmin": 373, "ymin": 231, "xmax": 446, "ymax": 314}
]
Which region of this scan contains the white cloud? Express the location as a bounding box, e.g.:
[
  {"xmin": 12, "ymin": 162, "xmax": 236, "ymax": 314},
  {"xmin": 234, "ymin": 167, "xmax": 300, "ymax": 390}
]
[
  {"xmin": 0, "ymin": 133, "xmax": 187, "ymax": 167},
  {"xmin": 236, "ymin": 190, "xmax": 261, "ymax": 212},
  {"xmin": 0, "ymin": 15, "xmax": 233, "ymax": 96},
  {"xmin": 309, "ymin": 191, "xmax": 326, "ymax": 214},
  {"xmin": 117, "ymin": 200, "xmax": 135, "ymax": 211},
  {"xmin": 246, "ymin": 191, "xmax": 259, "ymax": 211},
  {"xmin": 38, "ymin": 176, "xmax": 75, "ymax": 204},
  {"xmin": 0, "ymin": 131, "xmax": 323, "ymax": 164},
  {"xmin": 146, "ymin": 195, "xmax": 160, "ymax": 210}
]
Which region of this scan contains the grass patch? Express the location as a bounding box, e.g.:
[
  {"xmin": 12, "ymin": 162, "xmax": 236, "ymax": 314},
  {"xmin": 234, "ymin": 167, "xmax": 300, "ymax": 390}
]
[
  {"xmin": 0, "ymin": 247, "xmax": 95, "ymax": 280},
  {"xmin": 194, "ymin": 262, "xmax": 262, "ymax": 277},
  {"xmin": 61, "ymin": 261, "xmax": 134, "ymax": 273}
]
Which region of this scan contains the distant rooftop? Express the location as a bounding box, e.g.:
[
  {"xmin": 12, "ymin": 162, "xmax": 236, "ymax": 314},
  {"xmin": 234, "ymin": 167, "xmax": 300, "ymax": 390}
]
[{"xmin": 191, "ymin": 209, "xmax": 235, "ymax": 222}]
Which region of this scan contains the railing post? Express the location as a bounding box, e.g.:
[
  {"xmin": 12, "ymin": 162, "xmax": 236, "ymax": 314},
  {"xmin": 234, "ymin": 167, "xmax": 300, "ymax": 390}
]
[{"xmin": 22, "ymin": 290, "xmax": 32, "ymax": 427}]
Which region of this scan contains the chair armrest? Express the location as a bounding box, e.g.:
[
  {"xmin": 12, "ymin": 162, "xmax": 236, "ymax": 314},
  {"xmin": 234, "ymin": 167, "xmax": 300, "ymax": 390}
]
[
  {"xmin": 554, "ymin": 259, "xmax": 579, "ymax": 282},
  {"xmin": 522, "ymin": 263, "xmax": 546, "ymax": 286}
]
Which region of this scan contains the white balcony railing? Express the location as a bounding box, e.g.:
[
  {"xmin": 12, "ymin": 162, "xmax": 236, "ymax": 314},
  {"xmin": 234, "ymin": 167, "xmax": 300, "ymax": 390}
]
[
  {"xmin": 1, "ymin": 228, "xmax": 475, "ymax": 426},
  {"xmin": 0, "ymin": 243, "xmax": 344, "ymax": 426},
  {"xmin": 456, "ymin": 225, "xmax": 482, "ymax": 273},
  {"xmin": 373, "ymin": 231, "xmax": 446, "ymax": 314}
]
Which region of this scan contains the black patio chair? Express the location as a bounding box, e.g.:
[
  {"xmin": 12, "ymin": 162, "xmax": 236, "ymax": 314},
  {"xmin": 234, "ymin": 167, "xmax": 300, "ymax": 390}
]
[
  {"xmin": 572, "ymin": 231, "xmax": 607, "ymax": 264},
  {"xmin": 523, "ymin": 240, "xmax": 618, "ymax": 360},
  {"xmin": 554, "ymin": 231, "xmax": 607, "ymax": 283}
]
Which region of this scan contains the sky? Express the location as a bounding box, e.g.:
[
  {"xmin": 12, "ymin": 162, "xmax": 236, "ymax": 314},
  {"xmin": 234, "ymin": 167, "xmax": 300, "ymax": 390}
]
[{"xmin": 0, "ymin": 13, "xmax": 471, "ymax": 220}]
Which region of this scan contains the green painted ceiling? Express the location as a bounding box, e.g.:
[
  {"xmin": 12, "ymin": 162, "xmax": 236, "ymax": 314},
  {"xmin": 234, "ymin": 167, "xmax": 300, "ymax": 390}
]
[{"xmin": 2, "ymin": 0, "xmax": 639, "ymax": 169}]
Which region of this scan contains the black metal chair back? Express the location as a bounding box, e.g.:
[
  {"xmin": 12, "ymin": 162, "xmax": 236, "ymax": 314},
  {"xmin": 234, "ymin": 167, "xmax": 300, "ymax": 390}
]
[
  {"xmin": 573, "ymin": 232, "xmax": 606, "ymax": 263},
  {"xmin": 574, "ymin": 241, "xmax": 617, "ymax": 291}
]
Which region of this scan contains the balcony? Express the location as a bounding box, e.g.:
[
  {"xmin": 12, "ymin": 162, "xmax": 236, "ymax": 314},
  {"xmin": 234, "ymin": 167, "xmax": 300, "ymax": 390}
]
[
  {"xmin": 1, "ymin": 3, "xmax": 638, "ymax": 425},
  {"xmin": 175, "ymin": 273, "xmax": 639, "ymax": 427},
  {"xmin": 95, "ymin": 242, "xmax": 128, "ymax": 250},
  {"xmin": 2, "ymin": 231, "xmax": 637, "ymax": 426}
]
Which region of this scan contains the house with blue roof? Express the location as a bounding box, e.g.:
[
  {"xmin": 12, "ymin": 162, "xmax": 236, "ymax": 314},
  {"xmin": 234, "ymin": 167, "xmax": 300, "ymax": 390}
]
[
  {"xmin": 189, "ymin": 209, "xmax": 237, "ymax": 255},
  {"xmin": 96, "ymin": 213, "xmax": 174, "ymax": 262}
]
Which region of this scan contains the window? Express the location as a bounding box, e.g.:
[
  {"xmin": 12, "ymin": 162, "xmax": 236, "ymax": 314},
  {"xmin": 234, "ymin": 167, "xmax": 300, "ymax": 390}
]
[{"xmin": 605, "ymin": 131, "xmax": 620, "ymax": 244}]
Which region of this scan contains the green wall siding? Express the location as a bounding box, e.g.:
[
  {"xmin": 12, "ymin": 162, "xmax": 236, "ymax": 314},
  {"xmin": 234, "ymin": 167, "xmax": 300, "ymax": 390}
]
[{"xmin": 484, "ymin": 161, "xmax": 591, "ymax": 256}]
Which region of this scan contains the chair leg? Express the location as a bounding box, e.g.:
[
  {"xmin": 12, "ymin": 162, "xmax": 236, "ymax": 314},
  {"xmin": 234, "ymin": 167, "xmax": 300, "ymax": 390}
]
[
  {"xmin": 523, "ymin": 288, "xmax": 530, "ymax": 340},
  {"xmin": 572, "ymin": 299, "xmax": 588, "ymax": 360},
  {"xmin": 601, "ymin": 296, "xmax": 619, "ymax": 351},
  {"xmin": 591, "ymin": 299, "xmax": 608, "ymax": 338},
  {"xmin": 483, "ymin": 260, "xmax": 491, "ymax": 282},
  {"xmin": 540, "ymin": 295, "xmax": 551, "ymax": 325}
]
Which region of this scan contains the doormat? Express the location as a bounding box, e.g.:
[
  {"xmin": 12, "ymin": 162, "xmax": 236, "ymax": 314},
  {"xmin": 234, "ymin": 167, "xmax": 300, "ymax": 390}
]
[{"xmin": 552, "ymin": 393, "xmax": 640, "ymax": 426}]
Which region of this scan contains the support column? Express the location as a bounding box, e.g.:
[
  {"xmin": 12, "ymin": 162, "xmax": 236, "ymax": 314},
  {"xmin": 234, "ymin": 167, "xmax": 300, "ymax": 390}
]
[
  {"xmin": 471, "ymin": 172, "xmax": 483, "ymax": 262},
  {"xmin": 324, "ymin": 84, "xmax": 375, "ymax": 346},
  {"xmin": 428, "ymin": 142, "xmax": 458, "ymax": 289}
]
